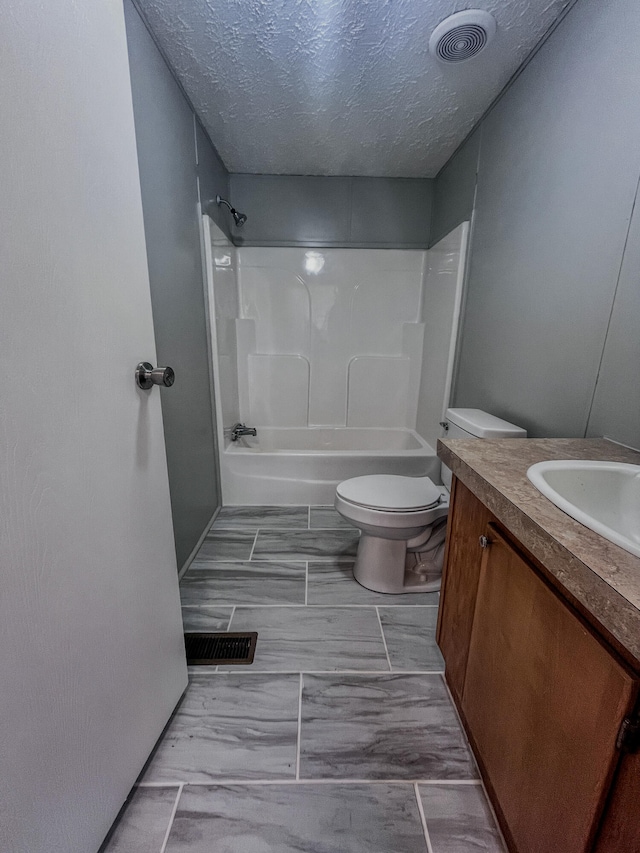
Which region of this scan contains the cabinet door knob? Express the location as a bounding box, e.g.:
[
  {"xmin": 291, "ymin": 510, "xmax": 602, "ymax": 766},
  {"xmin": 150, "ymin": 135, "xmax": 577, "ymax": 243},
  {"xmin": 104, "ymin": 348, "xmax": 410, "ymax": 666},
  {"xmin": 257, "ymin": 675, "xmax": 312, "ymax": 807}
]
[{"xmin": 479, "ymin": 535, "xmax": 490, "ymax": 549}]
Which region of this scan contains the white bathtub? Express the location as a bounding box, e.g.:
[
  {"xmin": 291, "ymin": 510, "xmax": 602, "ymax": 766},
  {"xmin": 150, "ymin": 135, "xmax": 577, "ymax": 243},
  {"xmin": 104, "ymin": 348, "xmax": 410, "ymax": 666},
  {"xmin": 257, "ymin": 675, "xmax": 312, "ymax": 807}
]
[{"xmin": 221, "ymin": 427, "xmax": 439, "ymax": 505}]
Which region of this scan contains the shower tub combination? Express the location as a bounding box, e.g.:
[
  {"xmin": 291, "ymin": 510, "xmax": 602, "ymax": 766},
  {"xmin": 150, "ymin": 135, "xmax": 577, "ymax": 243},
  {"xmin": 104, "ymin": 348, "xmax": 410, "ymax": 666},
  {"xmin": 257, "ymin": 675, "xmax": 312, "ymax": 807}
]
[
  {"xmin": 222, "ymin": 427, "xmax": 439, "ymax": 505},
  {"xmin": 203, "ymin": 218, "xmax": 470, "ymax": 506}
]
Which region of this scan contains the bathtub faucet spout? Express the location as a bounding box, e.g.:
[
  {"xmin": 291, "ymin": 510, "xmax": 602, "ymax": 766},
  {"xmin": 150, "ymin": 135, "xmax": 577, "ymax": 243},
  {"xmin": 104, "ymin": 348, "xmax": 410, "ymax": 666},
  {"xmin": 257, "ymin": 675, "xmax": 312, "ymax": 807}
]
[{"xmin": 230, "ymin": 422, "xmax": 257, "ymax": 441}]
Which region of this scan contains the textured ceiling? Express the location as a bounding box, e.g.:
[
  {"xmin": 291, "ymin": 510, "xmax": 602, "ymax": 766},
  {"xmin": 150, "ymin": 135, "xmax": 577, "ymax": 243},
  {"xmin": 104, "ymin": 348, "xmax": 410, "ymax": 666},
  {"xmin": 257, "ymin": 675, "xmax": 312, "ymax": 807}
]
[{"xmin": 135, "ymin": 0, "xmax": 573, "ymax": 177}]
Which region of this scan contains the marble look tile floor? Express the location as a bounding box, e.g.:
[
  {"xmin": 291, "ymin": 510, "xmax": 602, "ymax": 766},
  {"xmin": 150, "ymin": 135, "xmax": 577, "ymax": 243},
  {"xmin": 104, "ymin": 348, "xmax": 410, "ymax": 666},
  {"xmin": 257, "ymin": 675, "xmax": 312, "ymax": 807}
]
[
  {"xmin": 299, "ymin": 674, "xmax": 478, "ymax": 780},
  {"xmin": 379, "ymin": 606, "xmax": 446, "ymax": 671},
  {"xmin": 309, "ymin": 505, "xmax": 356, "ymax": 529},
  {"xmin": 164, "ymin": 784, "xmax": 428, "ymax": 853},
  {"xmin": 220, "ymin": 606, "xmax": 389, "ymax": 671},
  {"xmin": 181, "ymin": 560, "xmax": 306, "ymax": 606},
  {"xmin": 308, "ymin": 559, "xmax": 440, "ymax": 605},
  {"xmin": 180, "ymin": 606, "xmax": 232, "ymax": 632},
  {"xmin": 143, "ymin": 672, "xmax": 299, "ymax": 784},
  {"xmin": 252, "ymin": 528, "xmax": 360, "ymax": 561},
  {"xmin": 101, "ymin": 787, "xmax": 179, "ymax": 853},
  {"xmin": 419, "ymin": 784, "xmax": 506, "ymax": 852},
  {"xmin": 103, "ymin": 505, "xmax": 505, "ymax": 853}
]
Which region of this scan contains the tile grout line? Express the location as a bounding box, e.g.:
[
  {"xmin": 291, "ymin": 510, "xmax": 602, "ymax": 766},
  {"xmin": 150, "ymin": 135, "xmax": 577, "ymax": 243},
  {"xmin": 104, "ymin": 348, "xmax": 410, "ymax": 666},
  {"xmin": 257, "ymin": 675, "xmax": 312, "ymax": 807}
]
[
  {"xmin": 212, "ymin": 526, "xmax": 352, "ymax": 532},
  {"xmin": 414, "ymin": 782, "xmax": 435, "ymax": 853},
  {"xmin": 226, "ymin": 606, "xmax": 236, "ymax": 631},
  {"xmin": 296, "ymin": 673, "xmax": 303, "ymax": 780},
  {"xmin": 187, "ymin": 560, "xmax": 308, "ymax": 566},
  {"xmin": 184, "ymin": 603, "xmax": 439, "ymax": 609},
  {"xmin": 139, "ymin": 778, "xmax": 483, "ymax": 788},
  {"xmin": 248, "ymin": 529, "xmax": 259, "ymax": 561},
  {"xmin": 159, "ymin": 782, "xmax": 183, "ymax": 853},
  {"xmin": 375, "ymin": 606, "xmax": 393, "ymax": 672},
  {"xmin": 190, "ymin": 669, "xmax": 445, "ymax": 675},
  {"xmin": 304, "ymin": 562, "xmax": 309, "ymax": 605},
  {"xmin": 188, "ymin": 557, "xmax": 357, "ymax": 564}
]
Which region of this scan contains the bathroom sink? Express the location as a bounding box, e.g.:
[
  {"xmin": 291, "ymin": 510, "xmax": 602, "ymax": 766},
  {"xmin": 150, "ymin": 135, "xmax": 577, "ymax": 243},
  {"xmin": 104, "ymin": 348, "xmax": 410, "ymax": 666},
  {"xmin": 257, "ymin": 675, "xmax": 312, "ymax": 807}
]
[{"xmin": 526, "ymin": 460, "xmax": 640, "ymax": 558}]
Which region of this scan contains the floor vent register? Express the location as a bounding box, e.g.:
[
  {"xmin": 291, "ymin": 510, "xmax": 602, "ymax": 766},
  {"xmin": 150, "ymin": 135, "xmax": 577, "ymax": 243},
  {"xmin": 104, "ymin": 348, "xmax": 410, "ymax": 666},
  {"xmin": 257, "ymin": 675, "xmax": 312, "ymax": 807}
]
[{"xmin": 184, "ymin": 632, "xmax": 258, "ymax": 665}]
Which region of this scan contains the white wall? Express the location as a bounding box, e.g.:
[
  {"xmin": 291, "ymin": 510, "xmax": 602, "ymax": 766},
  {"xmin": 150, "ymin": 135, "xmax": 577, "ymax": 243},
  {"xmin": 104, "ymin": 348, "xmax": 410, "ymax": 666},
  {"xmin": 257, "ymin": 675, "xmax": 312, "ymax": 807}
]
[{"xmin": 235, "ymin": 248, "xmax": 427, "ymax": 428}]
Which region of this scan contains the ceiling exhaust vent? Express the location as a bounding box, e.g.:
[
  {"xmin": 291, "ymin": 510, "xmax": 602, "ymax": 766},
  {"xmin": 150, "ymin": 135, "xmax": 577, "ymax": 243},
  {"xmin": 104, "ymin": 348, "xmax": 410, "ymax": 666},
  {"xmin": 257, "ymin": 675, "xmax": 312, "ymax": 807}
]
[{"xmin": 429, "ymin": 10, "xmax": 497, "ymax": 63}]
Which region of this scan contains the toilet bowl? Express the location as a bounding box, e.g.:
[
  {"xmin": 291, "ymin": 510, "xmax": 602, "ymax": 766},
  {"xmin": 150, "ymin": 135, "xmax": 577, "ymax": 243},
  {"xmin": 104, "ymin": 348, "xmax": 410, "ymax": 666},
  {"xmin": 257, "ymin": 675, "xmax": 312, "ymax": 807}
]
[
  {"xmin": 335, "ymin": 408, "xmax": 527, "ymax": 594},
  {"xmin": 335, "ymin": 474, "xmax": 449, "ymax": 594}
]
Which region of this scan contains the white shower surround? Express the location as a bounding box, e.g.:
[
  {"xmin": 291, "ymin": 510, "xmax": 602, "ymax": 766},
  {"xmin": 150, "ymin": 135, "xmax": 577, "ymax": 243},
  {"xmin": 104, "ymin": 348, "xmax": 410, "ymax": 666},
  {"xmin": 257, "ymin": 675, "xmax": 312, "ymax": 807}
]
[
  {"xmin": 203, "ymin": 218, "xmax": 469, "ymax": 504},
  {"xmin": 237, "ymin": 246, "xmax": 428, "ymax": 429}
]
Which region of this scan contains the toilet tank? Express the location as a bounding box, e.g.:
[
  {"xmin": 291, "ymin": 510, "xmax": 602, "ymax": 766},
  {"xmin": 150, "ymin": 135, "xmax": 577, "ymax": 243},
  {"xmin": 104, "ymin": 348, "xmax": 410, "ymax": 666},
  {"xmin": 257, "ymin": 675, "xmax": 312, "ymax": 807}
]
[{"xmin": 441, "ymin": 408, "xmax": 527, "ymax": 490}]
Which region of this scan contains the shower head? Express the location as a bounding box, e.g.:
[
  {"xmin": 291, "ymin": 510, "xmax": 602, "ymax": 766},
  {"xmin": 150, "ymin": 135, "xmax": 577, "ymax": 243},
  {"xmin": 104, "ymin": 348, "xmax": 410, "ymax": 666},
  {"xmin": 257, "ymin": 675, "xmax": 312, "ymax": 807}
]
[{"xmin": 215, "ymin": 194, "xmax": 248, "ymax": 228}]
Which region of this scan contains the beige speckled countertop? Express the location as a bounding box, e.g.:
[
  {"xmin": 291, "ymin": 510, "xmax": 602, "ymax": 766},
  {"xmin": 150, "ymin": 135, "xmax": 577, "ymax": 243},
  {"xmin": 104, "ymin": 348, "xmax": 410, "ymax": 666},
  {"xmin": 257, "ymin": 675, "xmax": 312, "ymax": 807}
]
[{"xmin": 437, "ymin": 437, "xmax": 640, "ymax": 668}]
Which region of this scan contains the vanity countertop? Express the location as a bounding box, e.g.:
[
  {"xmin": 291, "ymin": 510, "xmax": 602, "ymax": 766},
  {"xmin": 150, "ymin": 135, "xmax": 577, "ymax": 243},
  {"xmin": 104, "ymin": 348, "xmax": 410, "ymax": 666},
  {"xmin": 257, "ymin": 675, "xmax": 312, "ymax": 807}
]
[{"xmin": 437, "ymin": 437, "xmax": 640, "ymax": 668}]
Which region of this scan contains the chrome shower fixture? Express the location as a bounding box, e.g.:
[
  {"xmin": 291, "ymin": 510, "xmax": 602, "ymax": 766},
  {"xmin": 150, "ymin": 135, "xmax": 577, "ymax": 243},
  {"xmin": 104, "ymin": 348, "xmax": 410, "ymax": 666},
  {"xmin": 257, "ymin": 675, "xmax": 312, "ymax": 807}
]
[{"xmin": 215, "ymin": 194, "xmax": 248, "ymax": 227}]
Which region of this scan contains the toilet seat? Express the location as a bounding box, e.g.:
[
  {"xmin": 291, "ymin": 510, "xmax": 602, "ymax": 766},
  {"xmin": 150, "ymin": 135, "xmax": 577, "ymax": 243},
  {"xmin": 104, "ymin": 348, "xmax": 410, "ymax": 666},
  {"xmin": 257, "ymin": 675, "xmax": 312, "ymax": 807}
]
[{"xmin": 336, "ymin": 475, "xmax": 441, "ymax": 512}]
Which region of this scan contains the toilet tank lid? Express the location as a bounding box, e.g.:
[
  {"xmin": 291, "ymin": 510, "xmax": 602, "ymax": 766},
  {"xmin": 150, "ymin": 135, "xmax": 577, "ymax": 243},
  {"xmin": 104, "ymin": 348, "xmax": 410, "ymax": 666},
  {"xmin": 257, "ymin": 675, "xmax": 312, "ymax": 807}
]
[
  {"xmin": 336, "ymin": 475, "xmax": 442, "ymax": 511},
  {"xmin": 445, "ymin": 408, "xmax": 527, "ymax": 438}
]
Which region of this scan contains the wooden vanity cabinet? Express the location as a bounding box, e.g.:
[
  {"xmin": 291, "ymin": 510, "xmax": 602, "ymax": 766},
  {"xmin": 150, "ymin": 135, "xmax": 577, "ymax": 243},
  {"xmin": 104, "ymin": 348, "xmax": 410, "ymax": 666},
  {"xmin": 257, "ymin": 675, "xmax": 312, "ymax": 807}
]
[
  {"xmin": 438, "ymin": 477, "xmax": 640, "ymax": 853},
  {"xmin": 436, "ymin": 478, "xmax": 494, "ymax": 704},
  {"xmin": 594, "ymin": 751, "xmax": 640, "ymax": 851}
]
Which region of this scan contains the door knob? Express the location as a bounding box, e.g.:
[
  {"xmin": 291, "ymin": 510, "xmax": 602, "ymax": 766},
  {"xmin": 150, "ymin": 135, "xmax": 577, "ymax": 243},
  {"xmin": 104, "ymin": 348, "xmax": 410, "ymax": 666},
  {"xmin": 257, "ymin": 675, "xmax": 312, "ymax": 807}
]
[{"xmin": 135, "ymin": 362, "xmax": 175, "ymax": 390}]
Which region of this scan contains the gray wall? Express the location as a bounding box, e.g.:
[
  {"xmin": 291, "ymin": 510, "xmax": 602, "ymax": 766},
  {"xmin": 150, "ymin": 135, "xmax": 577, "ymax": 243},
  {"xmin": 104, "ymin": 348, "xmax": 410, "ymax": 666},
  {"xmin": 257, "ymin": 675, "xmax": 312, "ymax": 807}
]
[
  {"xmin": 229, "ymin": 174, "xmax": 434, "ymax": 248},
  {"xmin": 429, "ymin": 131, "xmax": 480, "ymax": 248},
  {"xmin": 125, "ymin": 0, "xmax": 227, "ymax": 567},
  {"xmin": 196, "ymin": 118, "xmax": 231, "ymax": 239},
  {"xmin": 434, "ymin": 0, "xmax": 640, "ymax": 446},
  {"xmin": 586, "ymin": 183, "xmax": 640, "ymax": 448}
]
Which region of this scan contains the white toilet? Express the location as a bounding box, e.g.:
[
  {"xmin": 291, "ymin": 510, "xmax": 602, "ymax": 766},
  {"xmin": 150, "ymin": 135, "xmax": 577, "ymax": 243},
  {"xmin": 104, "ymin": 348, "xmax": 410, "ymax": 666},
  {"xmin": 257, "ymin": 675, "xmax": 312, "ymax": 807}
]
[{"xmin": 335, "ymin": 408, "xmax": 526, "ymax": 594}]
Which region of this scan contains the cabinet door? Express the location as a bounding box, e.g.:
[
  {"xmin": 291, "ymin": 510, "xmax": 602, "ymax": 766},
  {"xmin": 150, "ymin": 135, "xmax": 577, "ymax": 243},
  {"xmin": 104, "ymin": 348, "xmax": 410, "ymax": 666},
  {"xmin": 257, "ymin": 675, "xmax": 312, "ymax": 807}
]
[
  {"xmin": 462, "ymin": 526, "xmax": 638, "ymax": 853},
  {"xmin": 594, "ymin": 749, "xmax": 640, "ymax": 852},
  {"xmin": 437, "ymin": 478, "xmax": 494, "ymax": 702}
]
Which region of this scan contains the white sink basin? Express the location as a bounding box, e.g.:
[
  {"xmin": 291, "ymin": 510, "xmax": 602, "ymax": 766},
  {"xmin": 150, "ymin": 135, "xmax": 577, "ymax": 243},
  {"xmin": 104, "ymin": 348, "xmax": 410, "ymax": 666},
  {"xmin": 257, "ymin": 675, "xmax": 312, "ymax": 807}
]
[{"xmin": 527, "ymin": 460, "xmax": 640, "ymax": 559}]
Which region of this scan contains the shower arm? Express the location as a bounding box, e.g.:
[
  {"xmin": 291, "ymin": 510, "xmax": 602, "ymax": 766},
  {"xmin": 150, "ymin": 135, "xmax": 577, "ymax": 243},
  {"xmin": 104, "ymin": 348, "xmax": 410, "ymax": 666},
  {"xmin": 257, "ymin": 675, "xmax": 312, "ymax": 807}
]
[
  {"xmin": 214, "ymin": 195, "xmax": 248, "ymax": 227},
  {"xmin": 216, "ymin": 195, "xmax": 234, "ymax": 214}
]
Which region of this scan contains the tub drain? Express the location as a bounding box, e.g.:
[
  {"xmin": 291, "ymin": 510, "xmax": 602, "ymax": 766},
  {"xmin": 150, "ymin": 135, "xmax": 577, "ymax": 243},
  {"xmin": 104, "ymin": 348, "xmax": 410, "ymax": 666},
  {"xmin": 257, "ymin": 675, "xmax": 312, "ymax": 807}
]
[{"xmin": 184, "ymin": 632, "xmax": 258, "ymax": 665}]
